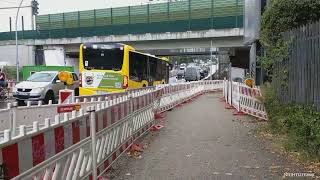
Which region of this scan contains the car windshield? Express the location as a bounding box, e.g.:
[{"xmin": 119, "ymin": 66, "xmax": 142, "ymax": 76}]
[{"xmin": 26, "ymin": 72, "xmax": 56, "ymax": 82}]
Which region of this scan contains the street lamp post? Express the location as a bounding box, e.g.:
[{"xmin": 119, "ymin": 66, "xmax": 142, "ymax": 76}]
[{"xmin": 15, "ymin": 0, "xmax": 24, "ymax": 82}]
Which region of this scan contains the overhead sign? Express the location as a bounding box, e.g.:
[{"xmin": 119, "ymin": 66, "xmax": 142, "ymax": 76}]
[{"xmin": 57, "ymin": 104, "xmax": 81, "ymax": 113}]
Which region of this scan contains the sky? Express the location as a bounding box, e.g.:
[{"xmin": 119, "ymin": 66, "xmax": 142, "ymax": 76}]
[{"xmin": 0, "ymin": 0, "xmax": 168, "ymax": 32}]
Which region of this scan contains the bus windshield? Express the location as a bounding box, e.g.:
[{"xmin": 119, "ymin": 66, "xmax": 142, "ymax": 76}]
[{"xmin": 83, "ymin": 48, "xmax": 124, "ymax": 71}]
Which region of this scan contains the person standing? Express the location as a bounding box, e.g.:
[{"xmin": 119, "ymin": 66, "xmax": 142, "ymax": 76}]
[{"xmin": 0, "ymin": 69, "xmax": 6, "ymax": 87}]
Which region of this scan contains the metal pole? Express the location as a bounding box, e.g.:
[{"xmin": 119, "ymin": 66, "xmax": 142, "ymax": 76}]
[
  {"xmin": 210, "ymin": 40, "xmax": 213, "ymax": 80},
  {"xmin": 9, "ymin": 17, "xmax": 12, "ymax": 32},
  {"xmin": 15, "ymin": 0, "xmax": 24, "ymax": 82},
  {"xmin": 31, "ymin": 1, "xmax": 34, "ymax": 30},
  {"xmin": 89, "ymin": 106, "xmax": 97, "ymax": 180}
]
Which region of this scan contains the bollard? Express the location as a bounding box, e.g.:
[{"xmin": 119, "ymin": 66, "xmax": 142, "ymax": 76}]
[
  {"xmin": 48, "ymin": 100, "xmax": 53, "ymax": 105},
  {"xmin": 88, "ymin": 106, "xmax": 97, "ymax": 180}
]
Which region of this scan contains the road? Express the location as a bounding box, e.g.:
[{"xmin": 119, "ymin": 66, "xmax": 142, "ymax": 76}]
[{"xmin": 106, "ymin": 93, "xmax": 305, "ymax": 180}]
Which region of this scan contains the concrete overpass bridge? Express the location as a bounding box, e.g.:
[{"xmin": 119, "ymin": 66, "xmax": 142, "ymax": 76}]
[{"xmin": 0, "ymin": 0, "xmax": 245, "ymax": 67}]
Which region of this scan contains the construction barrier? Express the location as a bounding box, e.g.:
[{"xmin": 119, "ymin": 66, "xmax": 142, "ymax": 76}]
[
  {"xmin": 223, "ymin": 80, "xmax": 268, "ymax": 120},
  {"xmin": 0, "ymin": 89, "xmax": 159, "ymax": 179},
  {"xmin": 0, "ymin": 80, "xmax": 223, "ymax": 179},
  {"xmin": 157, "ymin": 81, "xmax": 223, "ymax": 113},
  {"xmin": 0, "ymin": 88, "xmax": 155, "ymax": 135}
]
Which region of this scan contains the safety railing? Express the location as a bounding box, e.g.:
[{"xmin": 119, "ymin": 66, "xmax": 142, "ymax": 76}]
[
  {"xmin": 223, "ymin": 80, "xmax": 268, "ymax": 120},
  {"xmin": 0, "ymin": 87, "xmax": 156, "ymax": 135},
  {"xmin": 0, "ymin": 89, "xmax": 160, "ymax": 179}
]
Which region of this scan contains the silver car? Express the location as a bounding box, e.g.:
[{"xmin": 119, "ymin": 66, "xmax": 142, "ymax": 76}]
[{"xmin": 13, "ymin": 71, "xmax": 79, "ymax": 105}]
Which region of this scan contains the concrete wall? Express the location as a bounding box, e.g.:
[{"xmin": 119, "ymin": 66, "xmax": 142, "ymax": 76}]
[
  {"xmin": 0, "ymin": 45, "xmax": 34, "ymax": 66},
  {"xmin": 43, "ymin": 45, "xmax": 65, "ymax": 66},
  {"xmin": 65, "ymin": 57, "xmax": 79, "ymax": 74},
  {"xmin": 42, "ymin": 45, "xmax": 78, "ymax": 73}
]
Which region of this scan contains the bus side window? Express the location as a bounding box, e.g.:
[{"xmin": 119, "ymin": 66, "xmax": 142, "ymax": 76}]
[{"xmin": 129, "ymin": 52, "xmax": 147, "ymax": 82}]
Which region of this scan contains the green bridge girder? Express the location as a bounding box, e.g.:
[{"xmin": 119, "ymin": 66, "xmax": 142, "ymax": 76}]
[{"xmin": 0, "ymin": 0, "xmax": 243, "ymax": 41}]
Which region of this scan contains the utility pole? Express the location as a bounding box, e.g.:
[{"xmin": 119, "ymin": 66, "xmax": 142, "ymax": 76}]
[{"xmin": 15, "ymin": 0, "xmax": 25, "ymax": 82}]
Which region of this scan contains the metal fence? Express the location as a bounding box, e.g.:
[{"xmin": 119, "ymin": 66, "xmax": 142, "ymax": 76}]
[
  {"xmin": 0, "ymin": 0, "xmax": 243, "ymax": 41},
  {"xmin": 273, "ymin": 21, "xmax": 320, "ymax": 109}
]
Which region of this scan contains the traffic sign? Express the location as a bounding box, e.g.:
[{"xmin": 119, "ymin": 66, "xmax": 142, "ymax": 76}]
[{"xmin": 59, "ymin": 89, "xmax": 74, "ymax": 104}]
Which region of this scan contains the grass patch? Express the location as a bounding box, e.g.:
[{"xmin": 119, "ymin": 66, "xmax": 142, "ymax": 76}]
[{"xmin": 260, "ymin": 83, "xmax": 320, "ymax": 161}]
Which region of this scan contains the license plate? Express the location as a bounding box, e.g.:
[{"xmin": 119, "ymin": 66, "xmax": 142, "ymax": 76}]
[{"xmin": 19, "ymin": 92, "xmax": 29, "ymax": 96}]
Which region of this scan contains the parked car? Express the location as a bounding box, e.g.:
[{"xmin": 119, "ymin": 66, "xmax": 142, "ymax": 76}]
[
  {"xmin": 185, "ymin": 67, "xmax": 200, "ymax": 81},
  {"xmin": 13, "ymin": 71, "xmax": 79, "ymax": 105}
]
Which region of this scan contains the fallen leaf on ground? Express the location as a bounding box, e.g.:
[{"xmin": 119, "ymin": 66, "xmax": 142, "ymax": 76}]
[
  {"xmin": 269, "ymin": 166, "xmax": 281, "ymax": 170},
  {"xmin": 186, "ymin": 154, "xmax": 192, "ymax": 158}
]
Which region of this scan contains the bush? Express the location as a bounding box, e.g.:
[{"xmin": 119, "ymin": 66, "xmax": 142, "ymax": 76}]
[
  {"xmin": 260, "ymin": 0, "xmax": 320, "ymax": 80},
  {"xmin": 2, "ymin": 66, "xmax": 22, "ymax": 81},
  {"xmin": 261, "ymin": 84, "xmax": 320, "ymax": 159}
]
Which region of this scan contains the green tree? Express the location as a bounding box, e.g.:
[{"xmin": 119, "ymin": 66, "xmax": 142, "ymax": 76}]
[{"xmin": 260, "ymin": 0, "xmax": 320, "ymax": 79}]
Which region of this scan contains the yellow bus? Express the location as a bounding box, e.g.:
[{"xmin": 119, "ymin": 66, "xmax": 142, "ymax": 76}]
[{"xmin": 79, "ymin": 43, "xmax": 170, "ymax": 95}]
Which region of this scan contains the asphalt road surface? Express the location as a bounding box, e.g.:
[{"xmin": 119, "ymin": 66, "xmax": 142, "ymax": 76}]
[{"xmin": 105, "ymin": 93, "xmax": 307, "ymax": 180}]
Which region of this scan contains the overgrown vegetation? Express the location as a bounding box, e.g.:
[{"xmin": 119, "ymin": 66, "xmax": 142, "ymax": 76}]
[
  {"xmin": 261, "ymin": 84, "xmax": 320, "ymax": 160},
  {"xmin": 2, "ymin": 66, "xmax": 22, "ymax": 81},
  {"xmin": 260, "ymin": 0, "xmax": 320, "ymax": 79},
  {"xmin": 260, "ymin": 0, "xmax": 320, "ymax": 160}
]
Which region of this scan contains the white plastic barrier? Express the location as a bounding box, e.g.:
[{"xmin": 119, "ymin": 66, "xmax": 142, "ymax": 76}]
[
  {"xmin": 0, "ymin": 88, "xmax": 155, "ymax": 133},
  {"xmin": 158, "ymin": 81, "xmax": 223, "ymax": 113},
  {"xmin": 0, "ymin": 89, "xmax": 161, "ymax": 179},
  {"xmin": 231, "ymin": 82, "xmax": 240, "ymax": 112},
  {"xmin": 224, "ymin": 81, "xmax": 268, "ymax": 120}
]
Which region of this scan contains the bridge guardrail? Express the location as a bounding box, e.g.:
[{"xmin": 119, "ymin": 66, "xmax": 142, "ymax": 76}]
[{"xmin": 0, "ymin": 80, "xmax": 223, "ymax": 179}]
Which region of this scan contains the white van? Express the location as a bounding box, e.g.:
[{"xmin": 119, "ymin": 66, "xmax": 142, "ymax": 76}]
[{"xmin": 185, "ymin": 67, "xmax": 200, "ymax": 81}]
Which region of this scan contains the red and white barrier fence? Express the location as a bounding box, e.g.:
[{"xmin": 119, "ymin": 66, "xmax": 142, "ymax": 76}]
[
  {"xmin": 223, "ymin": 80, "xmax": 268, "ymax": 120},
  {"xmin": 0, "ymin": 89, "xmax": 161, "ymax": 179}
]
